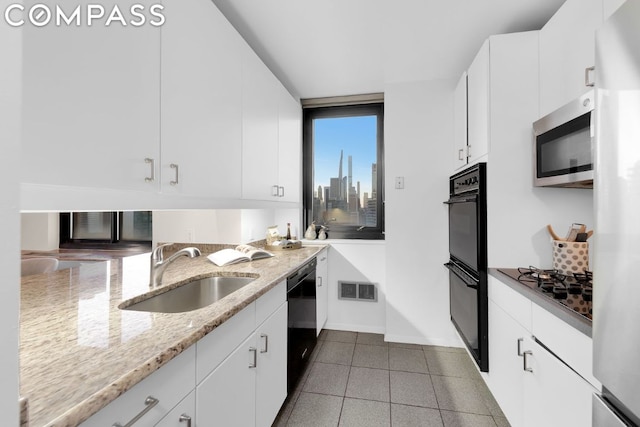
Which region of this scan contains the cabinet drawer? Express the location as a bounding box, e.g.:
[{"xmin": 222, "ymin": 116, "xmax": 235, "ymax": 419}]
[
  {"xmin": 256, "ymin": 280, "xmax": 285, "ymax": 327},
  {"xmin": 488, "ymin": 276, "xmax": 532, "ymax": 331},
  {"xmin": 196, "ymin": 302, "xmax": 256, "ymax": 383},
  {"xmin": 81, "ymin": 345, "xmax": 195, "ymax": 427},
  {"xmin": 531, "ymin": 303, "xmax": 600, "ymax": 388}
]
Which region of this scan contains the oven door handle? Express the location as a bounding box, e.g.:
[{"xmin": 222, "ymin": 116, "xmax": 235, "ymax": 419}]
[
  {"xmin": 444, "ymin": 262, "xmax": 479, "ymax": 289},
  {"xmin": 443, "ymin": 195, "xmax": 477, "ymax": 204}
]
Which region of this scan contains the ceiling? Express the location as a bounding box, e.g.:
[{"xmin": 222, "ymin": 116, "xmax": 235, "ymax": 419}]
[{"xmin": 211, "ymin": 0, "xmax": 566, "ymax": 100}]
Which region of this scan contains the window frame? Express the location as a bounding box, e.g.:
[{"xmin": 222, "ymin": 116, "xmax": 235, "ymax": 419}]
[
  {"xmin": 302, "ymin": 102, "xmax": 385, "ymax": 240},
  {"xmin": 59, "ymin": 211, "xmax": 152, "ymax": 250}
]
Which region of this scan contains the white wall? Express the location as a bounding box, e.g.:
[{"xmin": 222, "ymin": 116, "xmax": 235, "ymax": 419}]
[
  {"xmin": 384, "ymin": 79, "xmax": 462, "ymax": 347},
  {"xmin": 0, "ymin": 3, "xmax": 22, "ymax": 422},
  {"xmin": 152, "ymin": 209, "xmax": 291, "ymax": 245},
  {"xmin": 21, "ymin": 212, "xmax": 59, "ymax": 250},
  {"xmin": 152, "ymin": 210, "xmax": 242, "ymax": 245},
  {"xmin": 324, "ymin": 241, "xmax": 386, "ymax": 333}
]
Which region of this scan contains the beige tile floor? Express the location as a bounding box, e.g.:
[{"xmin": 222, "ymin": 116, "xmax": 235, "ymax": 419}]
[{"xmin": 274, "ymin": 330, "xmax": 510, "ymax": 427}]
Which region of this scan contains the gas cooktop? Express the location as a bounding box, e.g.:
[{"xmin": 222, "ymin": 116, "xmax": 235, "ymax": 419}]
[{"xmin": 497, "ymin": 267, "xmax": 592, "ymax": 321}]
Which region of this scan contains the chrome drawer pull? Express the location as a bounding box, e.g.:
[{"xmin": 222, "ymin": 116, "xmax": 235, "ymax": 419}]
[
  {"xmin": 179, "ymin": 414, "xmax": 192, "ymax": 427},
  {"xmin": 170, "ymin": 163, "xmax": 179, "ymax": 186},
  {"xmin": 517, "ymin": 338, "xmax": 524, "ymax": 356},
  {"xmin": 113, "ymin": 396, "xmax": 159, "ymax": 427},
  {"xmin": 523, "ymin": 350, "xmax": 533, "ymax": 372},
  {"xmin": 249, "ymin": 347, "xmax": 257, "ymax": 368},
  {"xmin": 144, "ymin": 158, "xmax": 155, "ymax": 183},
  {"xmin": 585, "ymin": 66, "xmax": 595, "ymax": 87},
  {"xmin": 260, "ymin": 334, "xmax": 268, "ymax": 353}
]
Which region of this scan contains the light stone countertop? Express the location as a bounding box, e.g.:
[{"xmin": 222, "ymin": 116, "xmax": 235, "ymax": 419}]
[{"xmin": 20, "ymin": 244, "xmax": 324, "ymax": 427}]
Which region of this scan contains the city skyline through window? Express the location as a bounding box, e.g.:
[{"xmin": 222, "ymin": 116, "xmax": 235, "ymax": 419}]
[{"xmin": 312, "ymin": 114, "xmax": 378, "ymax": 227}]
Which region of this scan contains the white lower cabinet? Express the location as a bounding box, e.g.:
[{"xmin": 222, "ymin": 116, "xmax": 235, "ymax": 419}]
[
  {"xmin": 196, "ymin": 332, "xmax": 258, "ymax": 427},
  {"xmin": 255, "ymin": 303, "xmax": 288, "ymax": 427},
  {"xmin": 488, "ymin": 301, "xmax": 527, "ymax": 427},
  {"xmin": 522, "ymin": 337, "xmax": 594, "ymax": 427},
  {"xmin": 316, "ymin": 248, "xmax": 329, "ymax": 336},
  {"xmin": 487, "ymin": 276, "xmax": 596, "ymax": 427},
  {"xmin": 196, "ymin": 283, "xmax": 288, "ymax": 427}
]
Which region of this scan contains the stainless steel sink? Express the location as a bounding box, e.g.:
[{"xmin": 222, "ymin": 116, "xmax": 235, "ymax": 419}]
[{"xmin": 120, "ymin": 276, "xmax": 256, "ymax": 313}]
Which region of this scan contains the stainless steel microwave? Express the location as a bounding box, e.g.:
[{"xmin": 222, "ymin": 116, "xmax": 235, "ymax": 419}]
[{"xmin": 533, "ymin": 90, "xmax": 594, "ymax": 188}]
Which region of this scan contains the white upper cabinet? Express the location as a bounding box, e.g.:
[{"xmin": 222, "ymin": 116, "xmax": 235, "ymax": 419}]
[
  {"xmin": 467, "ymin": 39, "xmax": 490, "ymax": 165},
  {"xmin": 22, "ymin": 0, "xmax": 161, "ymax": 193},
  {"xmin": 161, "ymin": 0, "xmax": 243, "ymax": 198},
  {"xmin": 242, "ymin": 46, "xmax": 281, "ymax": 201},
  {"xmin": 452, "ymin": 72, "xmax": 468, "ymax": 171},
  {"xmin": 242, "ymin": 45, "xmax": 301, "ymax": 203},
  {"xmin": 539, "ymin": 0, "xmax": 604, "ymax": 116},
  {"xmin": 277, "ymin": 85, "xmax": 302, "ymax": 203}
]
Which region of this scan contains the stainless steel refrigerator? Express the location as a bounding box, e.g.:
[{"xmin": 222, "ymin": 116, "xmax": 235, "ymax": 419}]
[{"xmin": 593, "ymin": 0, "xmax": 640, "ymax": 425}]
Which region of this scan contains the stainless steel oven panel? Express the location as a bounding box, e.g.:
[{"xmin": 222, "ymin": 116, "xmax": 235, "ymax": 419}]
[{"xmin": 533, "ymin": 90, "xmax": 594, "ymax": 188}]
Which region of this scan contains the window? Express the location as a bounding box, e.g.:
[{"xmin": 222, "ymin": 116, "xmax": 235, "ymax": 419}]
[
  {"xmin": 303, "ymin": 102, "xmax": 384, "ymax": 239},
  {"xmin": 59, "ymin": 211, "xmax": 152, "ymax": 249}
]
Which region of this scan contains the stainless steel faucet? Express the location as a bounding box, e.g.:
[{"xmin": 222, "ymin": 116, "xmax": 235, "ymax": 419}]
[{"xmin": 150, "ymin": 244, "xmax": 201, "ymax": 287}]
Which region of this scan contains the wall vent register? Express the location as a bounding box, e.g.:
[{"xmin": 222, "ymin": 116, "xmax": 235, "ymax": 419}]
[{"xmin": 338, "ymin": 281, "xmax": 377, "ymax": 302}]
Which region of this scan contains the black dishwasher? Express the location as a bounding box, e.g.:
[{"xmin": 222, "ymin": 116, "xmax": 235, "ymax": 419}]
[{"xmin": 287, "ymin": 258, "xmax": 317, "ymax": 393}]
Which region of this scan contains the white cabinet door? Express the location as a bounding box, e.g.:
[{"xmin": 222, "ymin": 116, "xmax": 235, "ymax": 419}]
[
  {"xmin": 255, "ymin": 303, "xmax": 288, "ymax": 427},
  {"xmin": 277, "ymin": 85, "xmax": 302, "ymax": 203},
  {"xmin": 161, "ymin": 0, "xmax": 242, "ymax": 198},
  {"xmin": 523, "ymin": 336, "xmax": 595, "ymax": 427},
  {"xmin": 487, "ymin": 301, "xmax": 527, "ymax": 427},
  {"xmin": 22, "ymin": 0, "xmax": 160, "ymax": 193},
  {"xmin": 316, "ymin": 248, "xmax": 329, "ymax": 336},
  {"xmin": 467, "ymin": 39, "xmax": 490, "ymax": 164},
  {"xmin": 453, "ymin": 72, "xmax": 468, "ymax": 171},
  {"xmin": 539, "ymin": 0, "xmax": 604, "ymax": 116},
  {"xmin": 196, "ymin": 333, "xmax": 257, "ymax": 427},
  {"xmin": 155, "ymin": 390, "xmax": 195, "ymax": 427},
  {"xmin": 242, "ymin": 45, "xmax": 280, "ymax": 201}
]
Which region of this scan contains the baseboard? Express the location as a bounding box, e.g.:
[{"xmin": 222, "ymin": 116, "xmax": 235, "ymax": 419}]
[
  {"xmin": 383, "ymin": 333, "xmax": 464, "ymax": 348},
  {"xmin": 322, "ymin": 322, "xmax": 385, "ymax": 334}
]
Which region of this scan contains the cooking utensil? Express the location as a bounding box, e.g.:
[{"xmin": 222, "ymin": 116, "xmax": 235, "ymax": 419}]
[{"xmin": 546, "ymin": 224, "xmax": 563, "ymax": 241}]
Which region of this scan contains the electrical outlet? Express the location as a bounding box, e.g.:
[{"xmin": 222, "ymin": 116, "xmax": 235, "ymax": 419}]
[
  {"xmin": 395, "ymin": 176, "xmax": 405, "ymax": 189},
  {"xmin": 186, "ymin": 229, "xmax": 194, "ymax": 242}
]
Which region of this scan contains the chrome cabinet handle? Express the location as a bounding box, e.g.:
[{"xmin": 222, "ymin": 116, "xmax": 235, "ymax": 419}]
[
  {"xmin": 272, "ymin": 185, "xmax": 279, "ymax": 197},
  {"xmin": 317, "ymin": 276, "xmax": 322, "ymax": 287},
  {"xmin": 278, "ymin": 186, "xmax": 285, "ymax": 197},
  {"xmin": 144, "ymin": 158, "xmax": 155, "ymax": 183},
  {"xmin": 585, "ymin": 66, "xmax": 595, "ymax": 87},
  {"xmin": 517, "ymin": 338, "xmax": 524, "ymax": 356},
  {"xmin": 458, "ymin": 148, "xmax": 465, "ymax": 161},
  {"xmin": 466, "ymin": 145, "xmax": 471, "ymax": 158},
  {"xmin": 179, "ymin": 414, "xmax": 192, "ymax": 427},
  {"xmin": 249, "ymin": 347, "xmax": 257, "ymax": 368},
  {"xmin": 523, "ymin": 350, "xmax": 533, "ymax": 372},
  {"xmin": 260, "ymin": 334, "xmax": 268, "ymax": 353},
  {"xmin": 170, "ymin": 163, "xmax": 179, "ymax": 186},
  {"xmin": 320, "ymin": 256, "xmax": 327, "ymax": 261},
  {"xmin": 113, "ymin": 396, "xmax": 159, "ymax": 427}
]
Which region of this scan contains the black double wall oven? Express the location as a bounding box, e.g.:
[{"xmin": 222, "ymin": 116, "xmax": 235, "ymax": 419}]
[{"xmin": 444, "ymin": 163, "xmax": 488, "ymax": 372}]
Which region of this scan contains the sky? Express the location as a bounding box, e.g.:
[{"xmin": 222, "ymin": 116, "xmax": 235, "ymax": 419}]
[{"xmin": 313, "ymin": 115, "xmax": 377, "ymax": 201}]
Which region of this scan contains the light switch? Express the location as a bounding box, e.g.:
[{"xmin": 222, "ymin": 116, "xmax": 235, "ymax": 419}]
[{"xmin": 395, "ymin": 176, "xmax": 404, "ymax": 189}]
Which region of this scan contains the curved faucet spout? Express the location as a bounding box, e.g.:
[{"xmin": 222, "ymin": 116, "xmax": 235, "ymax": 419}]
[{"xmin": 150, "ymin": 245, "xmax": 202, "ymax": 287}]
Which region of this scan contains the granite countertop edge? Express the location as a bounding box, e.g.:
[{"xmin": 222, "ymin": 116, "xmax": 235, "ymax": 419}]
[
  {"xmin": 489, "ymin": 268, "xmax": 592, "ymax": 337},
  {"xmin": 22, "ymin": 243, "xmax": 327, "ymax": 427}
]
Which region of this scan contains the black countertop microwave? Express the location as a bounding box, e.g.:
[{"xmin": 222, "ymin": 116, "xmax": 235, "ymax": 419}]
[{"xmin": 533, "ymin": 90, "xmax": 594, "ymax": 188}]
